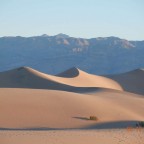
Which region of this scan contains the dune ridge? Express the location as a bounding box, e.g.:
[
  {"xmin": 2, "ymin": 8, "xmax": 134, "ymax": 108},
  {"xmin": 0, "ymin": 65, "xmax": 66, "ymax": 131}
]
[{"xmin": 0, "ymin": 66, "xmax": 123, "ymax": 91}]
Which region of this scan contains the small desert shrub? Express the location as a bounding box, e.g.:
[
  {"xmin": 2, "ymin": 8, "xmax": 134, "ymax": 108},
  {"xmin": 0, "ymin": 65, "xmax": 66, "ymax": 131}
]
[
  {"xmin": 139, "ymin": 121, "xmax": 144, "ymax": 127},
  {"xmin": 89, "ymin": 116, "xmax": 98, "ymax": 121}
]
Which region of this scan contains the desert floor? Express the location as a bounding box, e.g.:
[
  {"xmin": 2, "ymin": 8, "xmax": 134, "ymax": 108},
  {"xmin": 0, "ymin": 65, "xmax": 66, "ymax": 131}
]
[{"xmin": 0, "ymin": 129, "xmax": 144, "ymax": 144}]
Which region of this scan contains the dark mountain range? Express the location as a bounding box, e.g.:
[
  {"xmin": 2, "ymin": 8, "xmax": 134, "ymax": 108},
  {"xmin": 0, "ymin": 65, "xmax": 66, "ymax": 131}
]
[{"xmin": 0, "ymin": 34, "xmax": 144, "ymax": 75}]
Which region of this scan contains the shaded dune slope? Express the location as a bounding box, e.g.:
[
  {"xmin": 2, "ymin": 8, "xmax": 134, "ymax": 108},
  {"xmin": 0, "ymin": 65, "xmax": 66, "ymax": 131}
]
[
  {"xmin": 0, "ymin": 67, "xmax": 123, "ymax": 92},
  {"xmin": 107, "ymin": 69, "xmax": 144, "ymax": 95}
]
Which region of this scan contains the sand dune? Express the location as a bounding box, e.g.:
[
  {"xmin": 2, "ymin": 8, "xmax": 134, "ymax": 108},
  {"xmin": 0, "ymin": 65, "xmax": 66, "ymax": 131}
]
[
  {"xmin": 0, "ymin": 88, "xmax": 144, "ymax": 129},
  {"xmin": 0, "ymin": 67, "xmax": 123, "ymax": 91},
  {"xmin": 0, "ymin": 67, "xmax": 143, "ymax": 129},
  {"xmin": 107, "ymin": 69, "xmax": 144, "ymax": 95},
  {"xmin": 0, "ymin": 67, "xmax": 144, "ymax": 144}
]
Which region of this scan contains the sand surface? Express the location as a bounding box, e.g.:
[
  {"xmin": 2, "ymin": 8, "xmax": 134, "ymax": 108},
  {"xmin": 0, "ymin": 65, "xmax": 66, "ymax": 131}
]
[
  {"xmin": 0, "ymin": 88, "xmax": 144, "ymax": 129},
  {"xmin": 1, "ymin": 129, "xmax": 144, "ymax": 144},
  {"xmin": 0, "ymin": 67, "xmax": 144, "ymax": 144}
]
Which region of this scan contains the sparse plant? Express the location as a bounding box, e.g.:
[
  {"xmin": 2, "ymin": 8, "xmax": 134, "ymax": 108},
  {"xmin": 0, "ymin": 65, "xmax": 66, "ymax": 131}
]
[
  {"xmin": 89, "ymin": 116, "xmax": 98, "ymax": 121},
  {"xmin": 139, "ymin": 121, "xmax": 144, "ymax": 127}
]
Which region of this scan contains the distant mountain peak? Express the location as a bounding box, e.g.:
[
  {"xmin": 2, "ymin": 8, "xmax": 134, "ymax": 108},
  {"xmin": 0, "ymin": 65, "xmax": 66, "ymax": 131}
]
[
  {"xmin": 107, "ymin": 36, "xmax": 121, "ymax": 40},
  {"xmin": 54, "ymin": 33, "xmax": 69, "ymax": 38},
  {"xmin": 41, "ymin": 34, "xmax": 49, "ymax": 37},
  {"xmin": 0, "ymin": 35, "xmax": 144, "ymax": 76}
]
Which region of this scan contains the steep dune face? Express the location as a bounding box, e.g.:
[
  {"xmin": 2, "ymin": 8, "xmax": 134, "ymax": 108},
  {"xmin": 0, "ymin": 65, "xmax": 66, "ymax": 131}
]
[
  {"xmin": 107, "ymin": 69, "xmax": 144, "ymax": 95},
  {"xmin": 0, "ymin": 88, "xmax": 144, "ymax": 129},
  {"xmin": 0, "ymin": 67, "xmax": 122, "ymax": 91}
]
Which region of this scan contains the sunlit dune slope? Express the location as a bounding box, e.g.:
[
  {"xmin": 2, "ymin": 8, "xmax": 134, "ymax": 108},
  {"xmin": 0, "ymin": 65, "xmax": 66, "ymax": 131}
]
[
  {"xmin": 0, "ymin": 88, "xmax": 144, "ymax": 129},
  {"xmin": 0, "ymin": 67, "xmax": 122, "ymax": 91}
]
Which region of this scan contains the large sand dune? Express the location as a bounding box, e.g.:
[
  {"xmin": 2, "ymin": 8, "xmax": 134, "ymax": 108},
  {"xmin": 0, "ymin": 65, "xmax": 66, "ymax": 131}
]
[
  {"xmin": 0, "ymin": 67, "xmax": 144, "ymax": 144},
  {"xmin": 0, "ymin": 67, "xmax": 122, "ymax": 91},
  {"xmin": 0, "ymin": 88, "xmax": 144, "ymax": 129},
  {"xmin": 107, "ymin": 69, "xmax": 144, "ymax": 95}
]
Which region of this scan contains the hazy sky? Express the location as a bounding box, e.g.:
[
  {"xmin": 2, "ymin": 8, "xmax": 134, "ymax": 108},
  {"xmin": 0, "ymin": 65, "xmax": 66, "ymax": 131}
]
[{"xmin": 0, "ymin": 0, "xmax": 144, "ymax": 40}]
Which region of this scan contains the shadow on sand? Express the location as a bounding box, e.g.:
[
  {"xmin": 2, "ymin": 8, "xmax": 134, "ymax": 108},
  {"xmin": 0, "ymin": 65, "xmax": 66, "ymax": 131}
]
[
  {"xmin": 0, "ymin": 120, "xmax": 141, "ymax": 131},
  {"xmin": 83, "ymin": 120, "xmax": 139, "ymax": 129}
]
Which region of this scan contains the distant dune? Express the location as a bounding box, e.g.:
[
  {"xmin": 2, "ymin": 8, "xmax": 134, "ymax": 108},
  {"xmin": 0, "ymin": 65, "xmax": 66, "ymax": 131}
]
[
  {"xmin": 107, "ymin": 69, "xmax": 144, "ymax": 95},
  {"xmin": 1, "ymin": 66, "xmax": 144, "ymax": 95},
  {"xmin": 0, "ymin": 67, "xmax": 122, "ymax": 91}
]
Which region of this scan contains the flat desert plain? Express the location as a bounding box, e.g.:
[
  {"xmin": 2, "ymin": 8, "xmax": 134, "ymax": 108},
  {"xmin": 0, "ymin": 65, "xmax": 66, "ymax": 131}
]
[{"xmin": 0, "ymin": 67, "xmax": 144, "ymax": 144}]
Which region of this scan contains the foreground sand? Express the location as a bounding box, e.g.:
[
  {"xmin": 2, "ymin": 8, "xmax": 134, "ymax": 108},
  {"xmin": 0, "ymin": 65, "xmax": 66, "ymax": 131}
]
[
  {"xmin": 0, "ymin": 88, "xmax": 144, "ymax": 129},
  {"xmin": 0, "ymin": 129, "xmax": 144, "ymax": 144}
]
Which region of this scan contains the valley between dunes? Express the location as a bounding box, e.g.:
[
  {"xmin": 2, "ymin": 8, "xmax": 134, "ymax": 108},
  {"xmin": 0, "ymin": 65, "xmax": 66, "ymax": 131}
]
[{"xmin": 0, "ymin": 67, "xmax": 144, "ymax": 144}]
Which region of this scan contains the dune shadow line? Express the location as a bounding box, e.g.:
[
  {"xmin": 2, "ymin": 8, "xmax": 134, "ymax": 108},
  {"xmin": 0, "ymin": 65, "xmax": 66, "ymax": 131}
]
[{"xmin": 0, "ymin": 121, "xmax": 141, "ymax": 131}]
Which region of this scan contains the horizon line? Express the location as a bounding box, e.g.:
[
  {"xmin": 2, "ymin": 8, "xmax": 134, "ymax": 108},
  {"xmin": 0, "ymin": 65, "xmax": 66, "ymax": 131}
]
[{"xmin": 0, "ymin": 33, "xmax": 143, "ymax": 41}]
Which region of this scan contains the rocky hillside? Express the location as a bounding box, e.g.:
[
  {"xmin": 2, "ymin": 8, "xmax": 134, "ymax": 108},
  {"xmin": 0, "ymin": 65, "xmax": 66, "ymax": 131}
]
[{"xmin": 0, "ymin": 34, "xmax": 144, "ymax": 74}]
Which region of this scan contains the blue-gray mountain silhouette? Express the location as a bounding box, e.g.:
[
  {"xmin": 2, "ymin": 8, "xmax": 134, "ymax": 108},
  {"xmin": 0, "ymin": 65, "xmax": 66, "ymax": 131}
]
[{"xmin": 0, "ymin": 34, "xmax": 144, "ymax": 74}]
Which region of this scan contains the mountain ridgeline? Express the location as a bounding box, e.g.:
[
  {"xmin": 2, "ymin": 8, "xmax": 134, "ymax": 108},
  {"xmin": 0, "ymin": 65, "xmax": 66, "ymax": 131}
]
[{"xmin": 0, "ymin": 34, "xmax": 144, "ymax": 75}]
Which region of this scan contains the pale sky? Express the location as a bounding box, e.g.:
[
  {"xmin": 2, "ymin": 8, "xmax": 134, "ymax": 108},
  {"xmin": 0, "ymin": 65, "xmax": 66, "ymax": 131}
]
[{"xmin": 0, "ymin": 0, "xmax": 144, "ymax": 40}]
